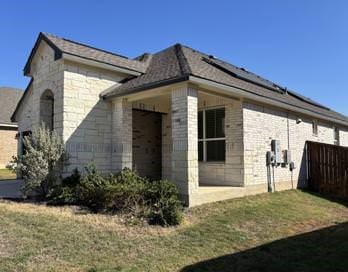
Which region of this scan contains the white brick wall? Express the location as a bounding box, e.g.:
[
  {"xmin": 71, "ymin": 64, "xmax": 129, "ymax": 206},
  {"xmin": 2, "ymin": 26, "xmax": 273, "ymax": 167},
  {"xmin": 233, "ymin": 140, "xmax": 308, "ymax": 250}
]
[
  {"xmin": 339, "ymin": 127, "xmax": 348, "ymax": 146},
  {"xmin": 243, "ymin": 101, "xmax": 348, "ymax": 188}
]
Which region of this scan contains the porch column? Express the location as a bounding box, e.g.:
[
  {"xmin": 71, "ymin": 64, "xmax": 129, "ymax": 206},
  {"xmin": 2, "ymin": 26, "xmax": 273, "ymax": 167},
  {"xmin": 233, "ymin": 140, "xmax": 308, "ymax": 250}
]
[
  {"xmin": 171, "ymin": 86, "xmax": 199, "ymax": 205},
  {"xmin": 111, "ymin": 97, "xmax": 132, "ymax": 172}
]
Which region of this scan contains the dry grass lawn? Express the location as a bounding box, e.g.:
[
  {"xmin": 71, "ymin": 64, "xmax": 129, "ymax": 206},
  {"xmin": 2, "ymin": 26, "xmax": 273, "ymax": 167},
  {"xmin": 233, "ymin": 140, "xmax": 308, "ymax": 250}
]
[{"xmin": 0, "ymin": 190, "xmax": 347, "ymax": 271}]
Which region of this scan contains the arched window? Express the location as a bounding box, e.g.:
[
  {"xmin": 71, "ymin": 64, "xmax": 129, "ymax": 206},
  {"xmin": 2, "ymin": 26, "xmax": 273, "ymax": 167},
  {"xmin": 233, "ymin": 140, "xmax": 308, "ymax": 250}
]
[{"xmin": 40, "ymin": 89, "xmax": 54, "ymax": 131}]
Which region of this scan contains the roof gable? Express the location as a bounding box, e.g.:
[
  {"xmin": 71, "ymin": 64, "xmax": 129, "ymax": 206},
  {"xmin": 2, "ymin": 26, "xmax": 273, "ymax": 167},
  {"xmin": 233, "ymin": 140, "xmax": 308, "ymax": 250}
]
[
  {"xmin": 24, "ymin": 33, "xmax": 150, "ymax": 76},
  {"xmin": 24, "ymin": 33, "xmax": 62, "ymax": 76}
]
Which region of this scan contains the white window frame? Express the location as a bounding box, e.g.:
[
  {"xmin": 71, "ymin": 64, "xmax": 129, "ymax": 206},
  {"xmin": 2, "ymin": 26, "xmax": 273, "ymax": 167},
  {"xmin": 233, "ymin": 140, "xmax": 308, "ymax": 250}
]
[{"xmin": 198, "ymin": 106, "xmax": 226, "ymax": 163}]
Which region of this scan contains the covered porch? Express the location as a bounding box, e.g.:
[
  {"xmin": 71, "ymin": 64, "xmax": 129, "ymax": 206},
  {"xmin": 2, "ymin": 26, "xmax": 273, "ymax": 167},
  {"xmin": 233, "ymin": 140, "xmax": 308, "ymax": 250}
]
[{"xmin": 109, "ymin": 83, "xmax": 244, "ymax": 206}]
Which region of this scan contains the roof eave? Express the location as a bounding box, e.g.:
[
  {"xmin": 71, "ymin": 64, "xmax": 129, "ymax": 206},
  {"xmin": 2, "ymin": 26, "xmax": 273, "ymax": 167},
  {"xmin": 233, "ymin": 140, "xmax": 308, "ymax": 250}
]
[
  {"xmin": 102, "ymin": 75, "xmax": 190, "ymax": 99},
  {"xmin": 189, "ymin": 75, "xmax": 348, "ymax": 127}
]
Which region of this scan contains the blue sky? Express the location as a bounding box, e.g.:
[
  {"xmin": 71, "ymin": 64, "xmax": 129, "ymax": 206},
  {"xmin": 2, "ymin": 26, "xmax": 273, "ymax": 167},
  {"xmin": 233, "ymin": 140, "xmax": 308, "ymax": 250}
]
[{"xmin": 1, "ymin": 0, "xmax": 347, "ymax": 114}]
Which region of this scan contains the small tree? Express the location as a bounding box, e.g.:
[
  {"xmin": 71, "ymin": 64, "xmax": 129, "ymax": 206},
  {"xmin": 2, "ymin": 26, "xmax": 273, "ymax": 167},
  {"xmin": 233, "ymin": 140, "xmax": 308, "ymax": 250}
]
[{"xmin": 12, "ymin": 124, "xmax": 66, "ymax": 197}]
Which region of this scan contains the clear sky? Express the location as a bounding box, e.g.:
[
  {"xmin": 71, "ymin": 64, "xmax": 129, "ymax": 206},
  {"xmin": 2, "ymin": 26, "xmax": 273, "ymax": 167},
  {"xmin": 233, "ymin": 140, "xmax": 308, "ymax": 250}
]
[{"xmin": 1, "ymin": 0, "xmax": 347, "ymax": 114}]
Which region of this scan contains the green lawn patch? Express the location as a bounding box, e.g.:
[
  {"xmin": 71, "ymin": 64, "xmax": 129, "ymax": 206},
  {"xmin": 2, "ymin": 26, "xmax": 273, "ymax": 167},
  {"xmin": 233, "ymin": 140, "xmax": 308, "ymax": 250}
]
[
  {"xmin": 0, "ymin": 169, "xmax": 16, "ymax": 180},
  {"xmin": 0, "ymin": 190, "xmax": 347, "ymax": 271}
]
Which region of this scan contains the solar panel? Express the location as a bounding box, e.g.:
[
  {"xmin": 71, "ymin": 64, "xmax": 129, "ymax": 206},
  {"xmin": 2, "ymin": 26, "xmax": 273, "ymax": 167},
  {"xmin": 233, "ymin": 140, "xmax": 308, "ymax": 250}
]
[{"xmin": 202, "ymin": 56, "xmax": 330, "ymax": 110}]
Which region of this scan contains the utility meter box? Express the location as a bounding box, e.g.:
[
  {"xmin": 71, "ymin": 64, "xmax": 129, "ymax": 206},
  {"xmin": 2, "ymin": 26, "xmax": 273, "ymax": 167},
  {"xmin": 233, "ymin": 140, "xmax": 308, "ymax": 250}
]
[
  {"xmin": 271, "ymin": 140, "xmax": 282, "ymax": 164},
  {"xmin": 283, "ymin": 150, "xmax": 291, "ymax": 164},
  {"xmin": 266, "ymin": 151, "xmax": 275, "ymax": 166}
]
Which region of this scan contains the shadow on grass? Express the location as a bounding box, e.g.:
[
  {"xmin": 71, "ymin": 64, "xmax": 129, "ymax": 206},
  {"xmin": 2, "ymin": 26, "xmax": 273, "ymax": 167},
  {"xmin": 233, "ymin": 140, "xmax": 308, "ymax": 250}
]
[
  {"xmin": 302, "ymin": 189, "xmax": 348, "ymax": 208},
  {"xmin": 180, "ymin": 222, "xmax": 348, "ymax": 272}
]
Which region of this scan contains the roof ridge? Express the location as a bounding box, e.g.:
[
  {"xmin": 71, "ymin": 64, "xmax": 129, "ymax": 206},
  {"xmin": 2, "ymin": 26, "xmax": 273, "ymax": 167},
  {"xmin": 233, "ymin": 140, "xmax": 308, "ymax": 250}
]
[
  {"xmin": 178, "ymin": 43, "xmax": 210, "ymax": 58},
  {"xmin": 174, "ymin": 44, "xmax": 192, "ymax": 76},
  {"xmin": 42, "ymin": 32, "xmax": 132, "ymax": 61}
]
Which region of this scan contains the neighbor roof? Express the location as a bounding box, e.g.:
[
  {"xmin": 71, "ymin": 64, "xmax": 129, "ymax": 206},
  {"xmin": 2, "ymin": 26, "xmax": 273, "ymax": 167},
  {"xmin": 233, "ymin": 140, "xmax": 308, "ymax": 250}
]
[
  {"xmin": 24, "ymin": 33, "xmax": 149, "ymax": 75},
  {"xmin": 0, "ymin": 87, "xmax": 23, "ymax": 126},
  {"xmin": 102, "ymin": 43, "xmax": 348, "ymax": 125}
]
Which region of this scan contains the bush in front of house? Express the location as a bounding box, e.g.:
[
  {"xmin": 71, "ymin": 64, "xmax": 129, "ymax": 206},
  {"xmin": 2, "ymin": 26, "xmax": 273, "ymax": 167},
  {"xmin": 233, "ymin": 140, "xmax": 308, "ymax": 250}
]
[
  {"xmin": 47, "ymin": 168, "xmax": 81, "ymax": 205},
  {"xmin": 11, "ymin": 124, "xmax": 66, "ymax": 198},
  {"xmin": 144, "ymin": 180, "xmax": 183, "ymax": 226},
  {"xmin": 48, "ymin": 165, "xmax": 183, "ymax": 226}
]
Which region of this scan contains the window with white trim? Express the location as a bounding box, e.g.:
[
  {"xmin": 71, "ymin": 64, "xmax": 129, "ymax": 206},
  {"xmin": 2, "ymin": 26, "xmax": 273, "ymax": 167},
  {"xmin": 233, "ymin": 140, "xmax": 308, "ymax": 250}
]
[
  {"xmin": 198, "ymin": 108, "xmax": 225, "ymax": 162},
  {"xmin": 334, "ymin": 126, "xmax": 340, "ymax": 145}
]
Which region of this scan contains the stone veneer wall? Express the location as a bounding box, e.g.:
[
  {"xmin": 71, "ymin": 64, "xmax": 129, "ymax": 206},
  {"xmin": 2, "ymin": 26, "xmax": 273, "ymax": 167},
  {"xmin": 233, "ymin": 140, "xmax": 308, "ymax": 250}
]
[
  {"xmin": 243, "ymin": 101, "xmax": 348, "ymax": 189},
  {"xmin": 17, "ymin": 41, "xmax": 64, "ymax": 134},
  {"xmin": 63, "ymin": 62, "xmax": 127, "ymax": 174},
  {"xmin": 16, "ymin": 41, "xmax": 64, "ymax": 158},
  {"xmin": 0, "ymin": 127, "xmax": 17, "ymax": 168},
  {"xmin": 16, "ymin": 40, "xmax": 129, "ymax": 174}
]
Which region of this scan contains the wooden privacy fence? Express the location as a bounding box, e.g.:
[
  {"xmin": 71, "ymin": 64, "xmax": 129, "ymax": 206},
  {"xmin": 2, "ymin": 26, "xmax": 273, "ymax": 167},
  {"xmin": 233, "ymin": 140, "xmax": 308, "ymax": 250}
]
[{"xmin": 307, "ymin": 141, "xmax": 348, "ymax": 198}]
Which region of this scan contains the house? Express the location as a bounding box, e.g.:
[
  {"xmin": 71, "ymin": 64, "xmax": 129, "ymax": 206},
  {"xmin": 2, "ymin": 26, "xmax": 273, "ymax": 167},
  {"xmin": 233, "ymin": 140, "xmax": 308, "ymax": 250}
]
[
  {"xmin": 11, "ymin": 32, "xmax": 348, "ymax": 206},
  {"xmin": 0, "ymin": 87, "xmax": 22, "ymax": 169}
]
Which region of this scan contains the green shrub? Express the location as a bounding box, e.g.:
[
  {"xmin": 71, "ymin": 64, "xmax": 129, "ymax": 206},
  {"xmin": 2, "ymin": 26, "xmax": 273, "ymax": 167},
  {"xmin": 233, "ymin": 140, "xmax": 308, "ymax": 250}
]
[
  {"xmin": 145, "ymin": 180, "xmax": 183, "ymax": 226},
  {"xmin": 11, "ymin": 124, "xmax": 66, "ymax": 198},
  {"xmin": 104, "ymin": 168, "xmax": 148, "ymax": 213},
  {"xmin": 76, "ymin": 164, "xmax": 110, "ymax": 212},
  {"xmin": 50, "ymin": 165, "xmax": 183, "ymax": 226},
  {"xmin": 48, "ymin": 168, "xmax": 81, "ymax": 205},
  {"xmin": 48, "ymin": 186, "xmax": 77, "ymax": 205}
]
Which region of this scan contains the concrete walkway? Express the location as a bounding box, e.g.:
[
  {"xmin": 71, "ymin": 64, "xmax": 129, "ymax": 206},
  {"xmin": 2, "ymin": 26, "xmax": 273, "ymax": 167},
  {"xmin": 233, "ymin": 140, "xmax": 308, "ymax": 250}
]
[{"xmin": 0, "ymin": 179, "xmax": 23, "ymax": 198}]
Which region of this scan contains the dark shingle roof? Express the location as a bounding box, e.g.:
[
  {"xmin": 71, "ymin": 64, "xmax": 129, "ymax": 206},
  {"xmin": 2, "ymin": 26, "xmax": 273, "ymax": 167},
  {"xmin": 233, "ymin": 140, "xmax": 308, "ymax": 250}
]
[
  {"xmin": 101, "ymin": 45, "xmax": 189, "ymax": 97},
  {"xmin": 24, "ymin": 33, "xmax": 149, "ymax": 75},
  {"xmin": 0, "ymin": 87, "xmax": 23, "ymax": 125},
  {"xmin": 102, "ymin": 43, "xmax": 348, "ymax": 125}
]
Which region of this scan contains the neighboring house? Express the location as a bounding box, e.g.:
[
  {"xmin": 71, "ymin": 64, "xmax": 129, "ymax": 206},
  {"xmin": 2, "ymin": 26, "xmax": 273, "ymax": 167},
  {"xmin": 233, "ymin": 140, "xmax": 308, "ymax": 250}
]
[
  {"xmin": 11, "ymin": 32, "xmax": 348, "ymax": 206},
  {"xmin": 0, "ymin": 87, "xmax": 22, "ymax": 168}
]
